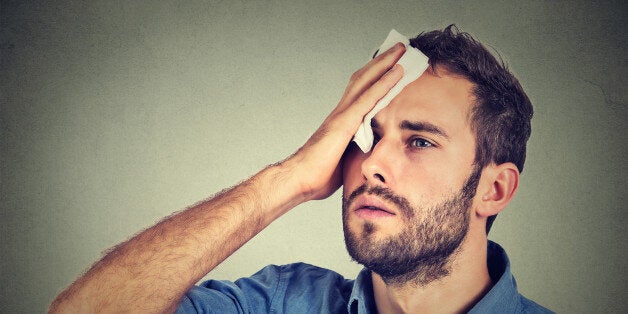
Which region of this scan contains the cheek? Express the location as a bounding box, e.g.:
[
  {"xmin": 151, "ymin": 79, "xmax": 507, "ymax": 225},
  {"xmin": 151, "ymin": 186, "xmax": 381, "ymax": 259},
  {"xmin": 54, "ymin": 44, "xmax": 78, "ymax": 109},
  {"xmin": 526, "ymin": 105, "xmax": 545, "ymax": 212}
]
[{"xmin": 397, "ymin": 163, "xmax": 453, "ymax": 204}]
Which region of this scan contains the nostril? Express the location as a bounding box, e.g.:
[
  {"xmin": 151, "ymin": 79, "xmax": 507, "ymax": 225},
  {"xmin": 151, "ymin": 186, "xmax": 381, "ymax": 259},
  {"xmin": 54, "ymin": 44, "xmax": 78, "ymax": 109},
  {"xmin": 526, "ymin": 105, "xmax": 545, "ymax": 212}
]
[{"xmin": 374, "ymin": 173, "xmax": 385, "ymax": 183}]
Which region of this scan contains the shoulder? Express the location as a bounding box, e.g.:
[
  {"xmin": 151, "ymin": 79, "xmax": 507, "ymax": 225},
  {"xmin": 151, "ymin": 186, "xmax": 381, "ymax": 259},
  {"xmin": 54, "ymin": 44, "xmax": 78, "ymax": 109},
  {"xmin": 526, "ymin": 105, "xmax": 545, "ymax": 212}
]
[
  {"xmin": 480, "ymin": 241, "xmax": 554, "ymax": 313},
  {"xmin": 176, "ymin": 263, "xmax": 354, "ymax": 313},
  {"xmin": 258, "ymin": 263, "xmax": 355, "ymax": 305},
  {"xmin": 265, "ymin": 262, "xmax": 352, "ymax": 286},
  {"xmin": 255, "ymin": 262, "xmax": 344, "ymax": 277}
]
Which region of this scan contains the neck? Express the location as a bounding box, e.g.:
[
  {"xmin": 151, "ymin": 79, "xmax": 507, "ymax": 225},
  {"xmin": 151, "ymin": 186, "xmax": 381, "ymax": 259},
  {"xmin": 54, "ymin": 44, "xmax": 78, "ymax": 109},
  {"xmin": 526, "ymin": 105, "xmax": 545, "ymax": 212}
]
[{"xmin": 372, "ymin": 237, "xmax": 492, "ymax": 314}]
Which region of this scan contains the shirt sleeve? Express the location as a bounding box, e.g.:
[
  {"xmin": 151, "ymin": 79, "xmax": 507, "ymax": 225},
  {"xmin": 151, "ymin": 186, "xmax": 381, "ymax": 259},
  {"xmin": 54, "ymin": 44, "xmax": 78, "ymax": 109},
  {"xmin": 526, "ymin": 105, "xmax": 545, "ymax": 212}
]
[{"xmin": 175, "ymin": 264, "xmax": 284, "ymax": 314}]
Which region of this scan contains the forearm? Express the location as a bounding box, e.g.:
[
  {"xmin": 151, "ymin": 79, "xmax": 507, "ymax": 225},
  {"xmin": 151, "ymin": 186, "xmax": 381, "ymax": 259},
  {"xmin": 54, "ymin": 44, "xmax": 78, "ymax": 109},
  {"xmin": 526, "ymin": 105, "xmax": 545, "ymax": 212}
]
[
  {"xmin": 50, "ymin": 42, "xmax": 405, "ymax": 313},
  {"xmin": 49, "ymin": 163, "xmax": 304, "ymax": 313}
]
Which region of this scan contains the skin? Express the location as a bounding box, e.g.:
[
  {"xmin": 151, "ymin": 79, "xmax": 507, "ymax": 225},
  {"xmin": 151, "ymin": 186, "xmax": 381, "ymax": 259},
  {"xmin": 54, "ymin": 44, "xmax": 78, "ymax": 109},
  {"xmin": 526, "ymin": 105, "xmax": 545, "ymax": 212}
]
[
  {"xmin": 49, "ymin": 43, "xmax": 406, "ymax": 313},
  {"xmin": 49, "ymin": 42, "xmax": 520, "ymax": 313},
  {"xmin": 341, "ymin": 66, "xmax": 521, "ymax": 313},
  {"xmin": 342, "ymin": 67, "xmax": 479, "ymax": 262}
]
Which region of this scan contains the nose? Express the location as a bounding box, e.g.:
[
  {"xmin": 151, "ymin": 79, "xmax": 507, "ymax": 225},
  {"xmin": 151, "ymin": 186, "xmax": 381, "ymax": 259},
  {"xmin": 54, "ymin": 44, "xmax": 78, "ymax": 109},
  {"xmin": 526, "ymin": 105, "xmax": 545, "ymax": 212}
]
[{"xmin": 360, "ymin": 138, "xmax": 394, "ymax": 187}]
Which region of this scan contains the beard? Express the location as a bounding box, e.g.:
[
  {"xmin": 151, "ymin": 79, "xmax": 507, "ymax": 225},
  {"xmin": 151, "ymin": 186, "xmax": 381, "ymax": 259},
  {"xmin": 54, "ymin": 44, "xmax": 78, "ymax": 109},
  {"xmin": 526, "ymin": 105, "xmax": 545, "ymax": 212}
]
[{"xmin": 342, "ymin": 166, "xmax": 481, "ymax": 286}]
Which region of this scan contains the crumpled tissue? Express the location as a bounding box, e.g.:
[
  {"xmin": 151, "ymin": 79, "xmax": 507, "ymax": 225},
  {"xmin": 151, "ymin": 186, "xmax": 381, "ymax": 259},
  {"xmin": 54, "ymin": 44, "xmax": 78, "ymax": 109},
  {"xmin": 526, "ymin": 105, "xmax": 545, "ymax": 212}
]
[{"xmin": 352, "ymin": 29, "xmax": 429, "ymax": 153}]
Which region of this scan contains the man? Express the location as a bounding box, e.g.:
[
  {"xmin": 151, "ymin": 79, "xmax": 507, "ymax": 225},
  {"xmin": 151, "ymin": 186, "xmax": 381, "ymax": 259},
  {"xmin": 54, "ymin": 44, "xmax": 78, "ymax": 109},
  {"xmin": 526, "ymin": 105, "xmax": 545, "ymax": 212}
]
[{"xmin": 50, "ymin": 25, "xmax": 552, "ymax": 313}]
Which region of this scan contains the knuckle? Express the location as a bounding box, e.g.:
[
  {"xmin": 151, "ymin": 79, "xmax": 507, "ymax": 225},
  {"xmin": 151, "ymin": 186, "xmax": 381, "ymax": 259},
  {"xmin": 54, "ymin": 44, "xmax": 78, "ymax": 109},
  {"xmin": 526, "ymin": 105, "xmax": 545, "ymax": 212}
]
[{"xmin": 349, "ymin": 69, "xmax": 363, "ymax": 82}]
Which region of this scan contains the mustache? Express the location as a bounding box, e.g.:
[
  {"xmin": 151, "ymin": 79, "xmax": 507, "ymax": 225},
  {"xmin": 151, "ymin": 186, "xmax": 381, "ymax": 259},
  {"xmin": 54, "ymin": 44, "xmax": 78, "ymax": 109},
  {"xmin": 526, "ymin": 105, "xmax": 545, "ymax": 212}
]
[{"xmin": 344, "ymin": 184, "xmax": 415, "ymax": 219}]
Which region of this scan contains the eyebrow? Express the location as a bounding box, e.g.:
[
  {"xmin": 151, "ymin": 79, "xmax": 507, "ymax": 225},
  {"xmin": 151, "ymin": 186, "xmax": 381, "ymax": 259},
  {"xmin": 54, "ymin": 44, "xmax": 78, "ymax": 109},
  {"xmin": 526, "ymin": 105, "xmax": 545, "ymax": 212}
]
[{"xmin": 371, "ymin": 119, "xmax": 450, "ymax": 140}]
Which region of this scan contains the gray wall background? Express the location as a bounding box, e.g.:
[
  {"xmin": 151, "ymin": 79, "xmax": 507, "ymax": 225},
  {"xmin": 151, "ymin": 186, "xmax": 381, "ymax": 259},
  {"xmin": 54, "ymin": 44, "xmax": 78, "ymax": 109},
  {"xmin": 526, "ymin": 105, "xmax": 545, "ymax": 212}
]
[{"xmin": 1, "ymin": 1, "xmax": 626, "ymax": 312}]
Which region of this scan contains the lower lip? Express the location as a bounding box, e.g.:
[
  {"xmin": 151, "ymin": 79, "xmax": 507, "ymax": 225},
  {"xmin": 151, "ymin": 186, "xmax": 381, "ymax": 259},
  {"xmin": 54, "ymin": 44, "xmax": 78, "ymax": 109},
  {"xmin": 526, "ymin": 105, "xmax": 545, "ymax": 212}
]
[{"xmin": 355, "ymin": 208, "xmax": 395, "ymax": 219}]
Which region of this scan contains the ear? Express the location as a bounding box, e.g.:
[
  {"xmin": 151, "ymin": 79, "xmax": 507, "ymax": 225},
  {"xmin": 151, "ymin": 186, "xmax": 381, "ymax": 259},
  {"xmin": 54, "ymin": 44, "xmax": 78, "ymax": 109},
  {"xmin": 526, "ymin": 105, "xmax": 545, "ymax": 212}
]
[{"xmin": 476, "ymin": 163, "xmax": 519, "ymax": 218}]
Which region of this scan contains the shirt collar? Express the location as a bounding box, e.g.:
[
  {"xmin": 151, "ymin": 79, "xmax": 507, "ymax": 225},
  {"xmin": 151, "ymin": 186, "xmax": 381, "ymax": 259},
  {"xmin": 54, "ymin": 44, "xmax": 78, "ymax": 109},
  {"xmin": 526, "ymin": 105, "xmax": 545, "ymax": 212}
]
[
  {"xmin": 347, "ymin": 241, "xmax": 521, "ymax": 313},
  {"xmin": 347, "ymin": 267, "xmax": 376, "ymax": 314},
  {"xmin": 468, "ymin": 240, "xmax": 522, "ymax": 313}
]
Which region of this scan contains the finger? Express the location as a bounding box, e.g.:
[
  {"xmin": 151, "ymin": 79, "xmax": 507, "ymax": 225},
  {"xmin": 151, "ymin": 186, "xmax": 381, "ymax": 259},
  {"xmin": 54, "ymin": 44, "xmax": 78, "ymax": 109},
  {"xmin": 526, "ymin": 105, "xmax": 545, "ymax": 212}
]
[
  {"xmin": 341, "ymin": 63, "xmax": 403, "ymax": 126},
  {"xmin": 363, "ymin": 42, "xmax": 405, "ymax": 72},
  {"xmin": 345, "ymin": 43, "xmax": 404, "ymax": 98},
  {"xmin": 339, "ymin": 43, "xmax": 405, "ymax": 107},
  {"xmin": 310, "ymin": 65, "xmax": 401, "ymax": 143}
]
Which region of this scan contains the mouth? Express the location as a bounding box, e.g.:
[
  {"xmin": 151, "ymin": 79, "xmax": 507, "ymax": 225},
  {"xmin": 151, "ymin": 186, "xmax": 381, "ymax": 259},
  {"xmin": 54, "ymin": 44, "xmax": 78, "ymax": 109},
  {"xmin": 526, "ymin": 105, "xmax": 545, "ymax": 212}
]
[
  {"xmin": 353, "ymin": 196, "xmax": 396, "ymax": 219},
  {"xmin": 359, "ymin": 205, "xmax": 394, "ymax": 214},
  {"xmin": 355, "ymin": 207, "xmax": 395, "ymax": 219}
]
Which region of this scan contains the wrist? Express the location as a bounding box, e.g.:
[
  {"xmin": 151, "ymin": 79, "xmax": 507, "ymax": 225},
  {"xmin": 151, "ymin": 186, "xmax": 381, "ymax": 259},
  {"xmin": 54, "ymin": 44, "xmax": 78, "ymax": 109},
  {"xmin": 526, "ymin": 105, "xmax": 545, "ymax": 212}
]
[
  {"xmin": 272, "ymin": 158, "xmax": 312, "ymax": 202},
  {"xmin": 252, "ymin": 160, "xmax": 310, "ymax": 222}
]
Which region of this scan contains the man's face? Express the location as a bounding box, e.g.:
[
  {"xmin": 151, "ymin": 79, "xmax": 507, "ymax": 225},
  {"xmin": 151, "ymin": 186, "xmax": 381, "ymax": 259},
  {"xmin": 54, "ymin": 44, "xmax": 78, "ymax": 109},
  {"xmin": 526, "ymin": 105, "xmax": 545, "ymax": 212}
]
[{"xmin": 342, "ymin": 67, "xmax": 480, "ymax": 285}]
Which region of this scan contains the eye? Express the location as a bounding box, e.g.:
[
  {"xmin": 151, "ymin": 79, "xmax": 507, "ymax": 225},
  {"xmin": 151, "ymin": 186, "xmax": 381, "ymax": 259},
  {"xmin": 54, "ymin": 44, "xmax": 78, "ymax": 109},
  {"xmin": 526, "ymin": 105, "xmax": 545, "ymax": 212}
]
[{"xmin": 409, "ymin": 137, "xmax": 434, "ymax": 148}]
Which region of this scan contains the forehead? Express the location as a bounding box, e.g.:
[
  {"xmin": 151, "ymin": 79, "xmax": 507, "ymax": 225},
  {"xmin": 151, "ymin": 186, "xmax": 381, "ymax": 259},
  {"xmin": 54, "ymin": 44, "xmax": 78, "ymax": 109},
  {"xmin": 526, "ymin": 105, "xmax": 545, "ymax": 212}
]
[{"xmin": 374, "ymin": 67, "xmax": 476, "ymax": 134}]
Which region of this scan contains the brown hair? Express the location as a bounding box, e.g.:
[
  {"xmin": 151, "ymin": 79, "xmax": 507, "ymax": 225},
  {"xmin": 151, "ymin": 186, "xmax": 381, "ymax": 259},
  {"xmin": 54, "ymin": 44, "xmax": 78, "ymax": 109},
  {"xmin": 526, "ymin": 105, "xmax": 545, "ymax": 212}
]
[{"xmin": 410, "ymin": 25, "xmax": 533, "ymax": 233}]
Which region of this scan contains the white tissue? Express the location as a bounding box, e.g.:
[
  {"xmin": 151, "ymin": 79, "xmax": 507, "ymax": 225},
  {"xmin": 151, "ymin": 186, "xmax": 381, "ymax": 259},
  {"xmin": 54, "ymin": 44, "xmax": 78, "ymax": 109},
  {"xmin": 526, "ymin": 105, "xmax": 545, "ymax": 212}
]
[{"xmin": 352, "ymin": 29, "xmax": 429, "ymax": 153}]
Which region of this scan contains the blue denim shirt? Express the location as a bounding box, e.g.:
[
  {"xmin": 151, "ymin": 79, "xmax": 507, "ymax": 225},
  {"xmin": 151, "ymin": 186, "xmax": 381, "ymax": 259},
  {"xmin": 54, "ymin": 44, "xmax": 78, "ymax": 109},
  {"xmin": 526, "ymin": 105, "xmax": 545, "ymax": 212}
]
[{"xmin": 176, "ymin": 241, "xmax": 552, "ymax": 313}]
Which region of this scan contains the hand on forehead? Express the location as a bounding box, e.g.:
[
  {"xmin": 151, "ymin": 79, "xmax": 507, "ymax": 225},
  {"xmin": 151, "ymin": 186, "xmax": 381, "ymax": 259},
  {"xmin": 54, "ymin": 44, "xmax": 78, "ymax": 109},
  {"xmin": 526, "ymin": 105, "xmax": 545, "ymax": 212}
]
[{"xmin": 353, "ymin": 30, "xmax": 429, "ymax": 153}]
